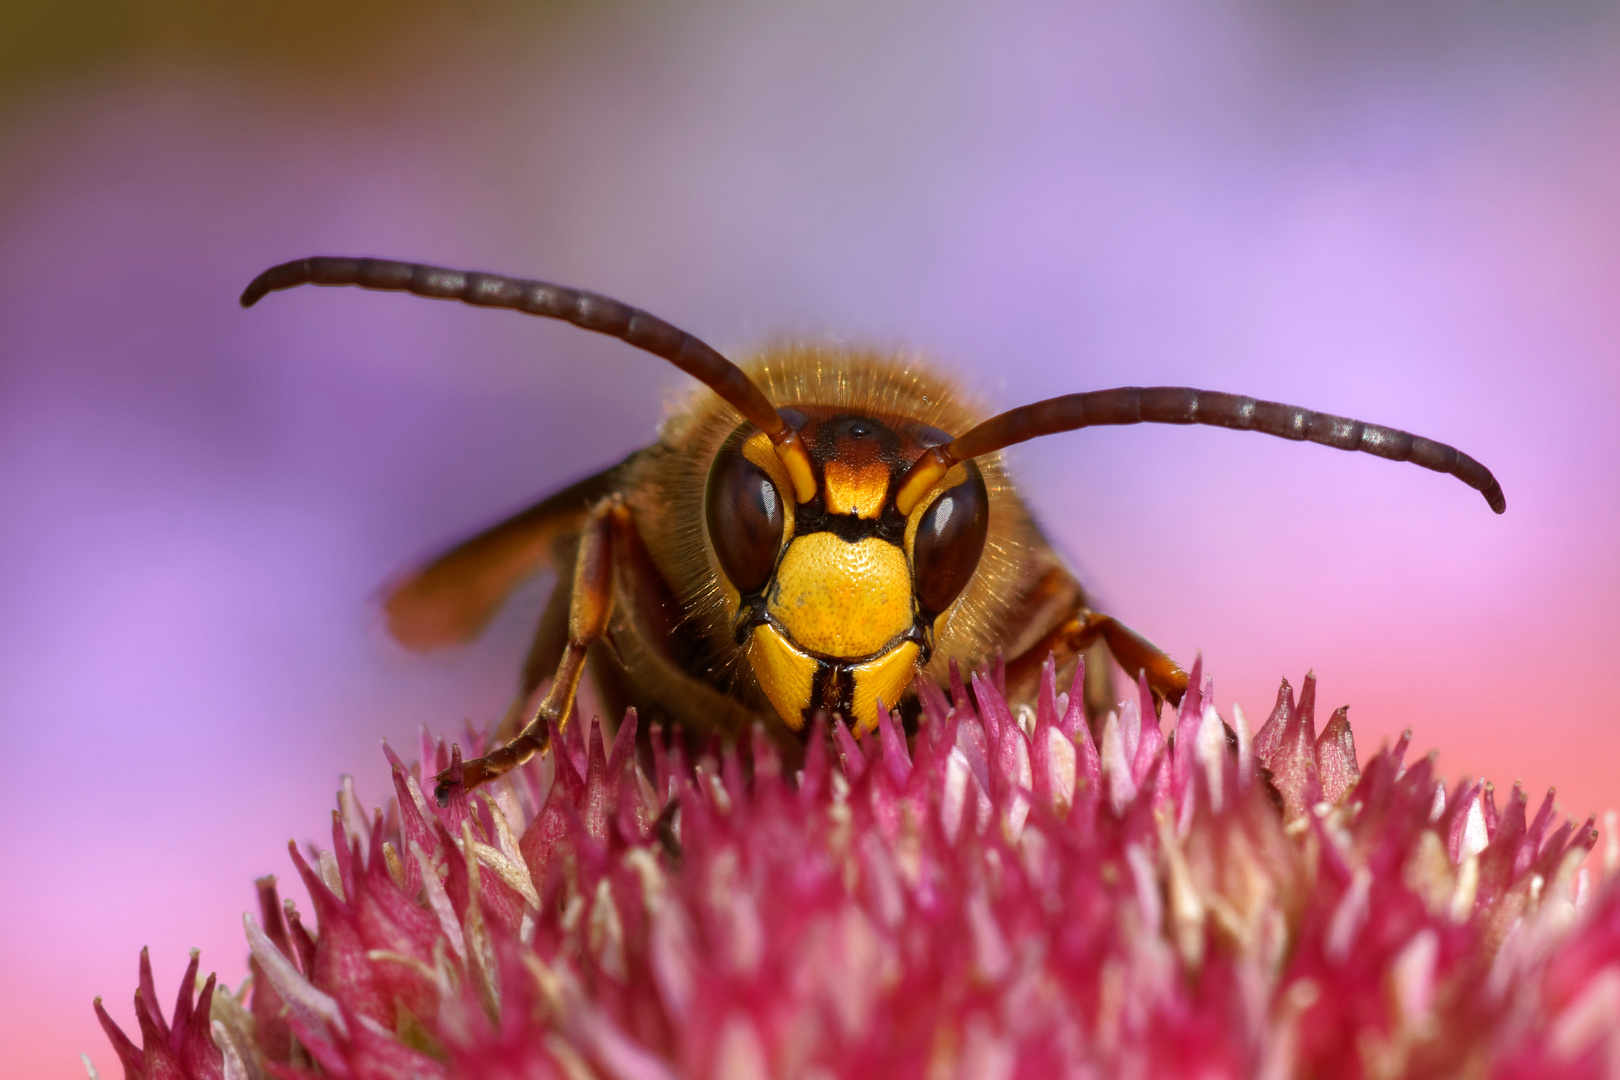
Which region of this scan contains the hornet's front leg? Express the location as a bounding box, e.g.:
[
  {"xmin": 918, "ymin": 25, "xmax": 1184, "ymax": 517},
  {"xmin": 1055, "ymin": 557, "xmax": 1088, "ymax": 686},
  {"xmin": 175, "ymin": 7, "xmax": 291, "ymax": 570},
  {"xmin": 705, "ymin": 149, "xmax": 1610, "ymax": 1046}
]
[
  {"xmin": 1064, "ymin": 610, "xmax": 1189, "ymax": 707},
  {"xmin": 1005, "ymin": 601, "xmax": 1189, "ymax": 721},
  {"xmin": 434, "ymin": 496, "xmax": 627, "ymax": 805}
]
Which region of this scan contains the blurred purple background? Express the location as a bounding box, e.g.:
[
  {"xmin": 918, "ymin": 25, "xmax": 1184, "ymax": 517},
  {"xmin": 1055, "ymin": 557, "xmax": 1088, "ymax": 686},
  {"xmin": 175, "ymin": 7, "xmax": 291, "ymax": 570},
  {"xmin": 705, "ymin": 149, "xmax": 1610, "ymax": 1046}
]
[{"xmin": 3, "ymin": 1, "xmax": 1619, "ymax": 1074}]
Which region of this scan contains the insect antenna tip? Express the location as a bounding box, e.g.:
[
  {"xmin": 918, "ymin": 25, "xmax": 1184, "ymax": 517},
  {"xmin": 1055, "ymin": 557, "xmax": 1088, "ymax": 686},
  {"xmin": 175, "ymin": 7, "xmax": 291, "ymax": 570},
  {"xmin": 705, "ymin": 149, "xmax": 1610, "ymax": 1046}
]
[{"xmin": 239, "ymin": 276, "xmax": 271, "ymax": 308}]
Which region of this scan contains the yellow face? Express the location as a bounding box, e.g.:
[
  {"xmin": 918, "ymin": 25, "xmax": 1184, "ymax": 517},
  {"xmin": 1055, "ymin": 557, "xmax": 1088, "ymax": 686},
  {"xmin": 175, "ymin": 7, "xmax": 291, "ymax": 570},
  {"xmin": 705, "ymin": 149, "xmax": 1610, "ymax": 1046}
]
[{"xmin": 704, "ymin": 415, "xmax": 989, "ymax": 734}]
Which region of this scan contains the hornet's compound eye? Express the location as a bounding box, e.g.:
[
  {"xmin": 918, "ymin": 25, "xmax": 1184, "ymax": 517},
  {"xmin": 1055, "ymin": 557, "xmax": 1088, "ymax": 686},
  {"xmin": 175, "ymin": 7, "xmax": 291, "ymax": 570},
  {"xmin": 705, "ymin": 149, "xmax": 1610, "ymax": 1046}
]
[
  {"xmin": 909, "ymin": 462, "xmax": 990, "ymax": 616},
  {"xmin": 705, "ymin": 441, "xmax": 787, "ymax": 595}
]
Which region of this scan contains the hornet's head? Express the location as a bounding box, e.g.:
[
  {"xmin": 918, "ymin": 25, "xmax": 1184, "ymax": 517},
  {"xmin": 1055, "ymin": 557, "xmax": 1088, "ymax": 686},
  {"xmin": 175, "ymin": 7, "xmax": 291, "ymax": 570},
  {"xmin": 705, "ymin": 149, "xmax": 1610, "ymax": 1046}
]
[{"xmin": 704, "ymin": 408, "xmax": 989, "ymax": 734}]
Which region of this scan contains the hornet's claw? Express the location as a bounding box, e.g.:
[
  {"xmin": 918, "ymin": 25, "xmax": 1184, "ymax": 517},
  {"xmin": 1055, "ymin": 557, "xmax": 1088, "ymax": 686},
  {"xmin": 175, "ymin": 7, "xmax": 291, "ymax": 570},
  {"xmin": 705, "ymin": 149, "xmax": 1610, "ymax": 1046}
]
[{"xmin": 434, "ymin": 745, "xmax": 467, "ymax": 807}]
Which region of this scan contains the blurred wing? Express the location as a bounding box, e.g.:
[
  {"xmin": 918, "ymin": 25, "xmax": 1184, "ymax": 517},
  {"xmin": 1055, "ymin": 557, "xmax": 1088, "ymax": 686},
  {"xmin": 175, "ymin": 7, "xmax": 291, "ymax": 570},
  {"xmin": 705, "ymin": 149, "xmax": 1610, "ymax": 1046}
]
[{"xmin": 383, "ymin": 454, "xmax": 637, "ymax": 650}]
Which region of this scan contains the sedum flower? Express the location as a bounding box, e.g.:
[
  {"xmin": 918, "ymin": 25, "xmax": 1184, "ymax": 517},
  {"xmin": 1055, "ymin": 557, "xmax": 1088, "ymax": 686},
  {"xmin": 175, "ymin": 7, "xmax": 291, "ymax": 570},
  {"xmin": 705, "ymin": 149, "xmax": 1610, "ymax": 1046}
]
[{"xmin": 91, "ymin": 658, "xmax": 1620, "ymax": 1079}]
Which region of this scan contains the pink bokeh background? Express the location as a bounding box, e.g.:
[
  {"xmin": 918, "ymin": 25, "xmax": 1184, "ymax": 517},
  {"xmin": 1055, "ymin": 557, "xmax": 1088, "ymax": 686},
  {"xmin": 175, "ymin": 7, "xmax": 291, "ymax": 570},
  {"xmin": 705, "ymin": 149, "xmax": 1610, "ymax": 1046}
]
[{"xmin": 3, "ymin": 2, "xmax": 1619, "ymax": 1075}]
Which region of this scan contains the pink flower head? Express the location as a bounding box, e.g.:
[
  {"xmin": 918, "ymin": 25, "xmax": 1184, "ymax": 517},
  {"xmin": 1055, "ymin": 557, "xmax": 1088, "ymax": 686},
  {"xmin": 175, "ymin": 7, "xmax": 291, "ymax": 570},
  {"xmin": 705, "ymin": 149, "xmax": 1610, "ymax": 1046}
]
[{"xmin": 93, "ymin": 658, "xmax": 1618, "ymax": 1079}]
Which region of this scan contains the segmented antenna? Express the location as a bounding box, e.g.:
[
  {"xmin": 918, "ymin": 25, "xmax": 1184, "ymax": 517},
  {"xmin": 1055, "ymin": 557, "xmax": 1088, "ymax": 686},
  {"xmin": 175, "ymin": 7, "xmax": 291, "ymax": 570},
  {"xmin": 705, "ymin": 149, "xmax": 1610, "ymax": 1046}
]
[
  {"xmin": 240, "ymin": 256, "xmax": 818, "ymax": 501},
  {"xmin": 895, "ymin": 386, "xmax": 1506, "ymax": 515}
]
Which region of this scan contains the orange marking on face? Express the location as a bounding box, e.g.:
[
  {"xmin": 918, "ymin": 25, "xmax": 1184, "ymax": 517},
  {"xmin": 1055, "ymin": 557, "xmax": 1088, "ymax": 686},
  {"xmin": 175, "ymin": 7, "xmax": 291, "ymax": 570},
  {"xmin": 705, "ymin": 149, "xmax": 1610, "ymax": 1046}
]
[{"xmin": 823, "ymin": 460, "xmax": 892, "ymax": 520}]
